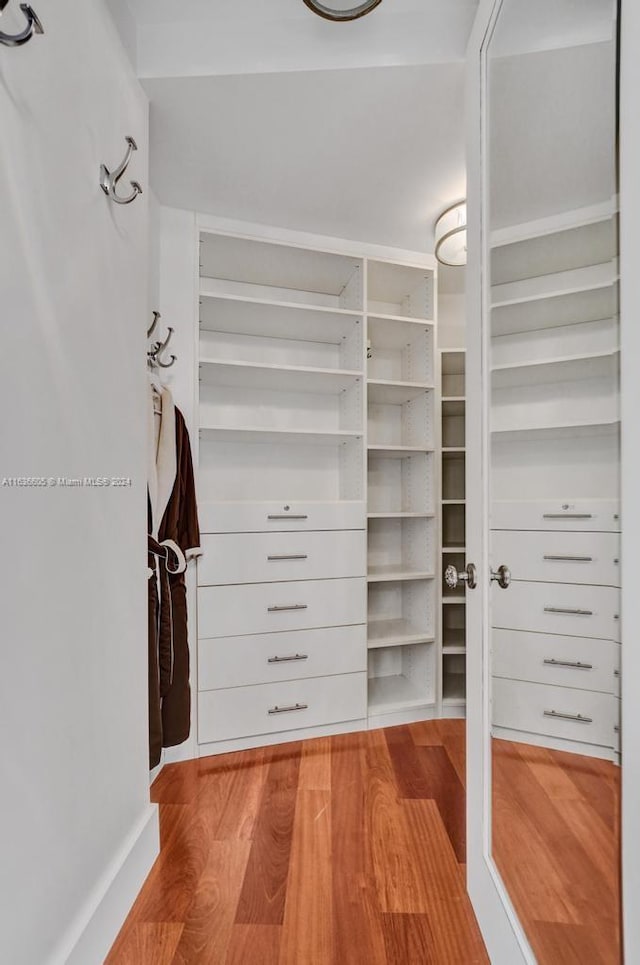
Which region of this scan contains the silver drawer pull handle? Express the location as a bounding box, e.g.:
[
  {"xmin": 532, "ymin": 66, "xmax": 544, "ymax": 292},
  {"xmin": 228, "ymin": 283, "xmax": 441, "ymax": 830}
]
[
  {"xmin": 267, "ymin": 604, "xmax": 308, "ymax": 612},
  {"xmin": 268, "ymin": 703, "xmax": 308, "ymax": 715},
  {"xmin": 268, "ymin": 653, "xmax": 309, "ymax": 664},
  {"xmin": 267, "ymin": 554, "xmax": 308, "ymax": 561},
  {"xmin": 543, "ymin": 513, "xmax": 593, "ymax": 519},
  {"xmin": 267, "ymin": 514, "xmax": 308, "ymax": 520},
  {"xmin": 544, "ymin": 606, "xmax": 593, "ymax": 616},
  {"xmin": 543, "ymin": 658, "xmax": 593, "ymax": 670},
  {"xmin": 543, "ymin": 555, "xmax": 593, "ymax": 563},
  {"xmin": 544, "ymin": 710, "xmax": 593, "ymax": 723}
]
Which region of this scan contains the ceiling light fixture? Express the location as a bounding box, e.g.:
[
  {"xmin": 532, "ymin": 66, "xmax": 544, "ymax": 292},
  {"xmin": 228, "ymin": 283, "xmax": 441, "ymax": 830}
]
[
  {"xmin": 303, "ymin": 0, "xmax": 383, "ymax": 22},
  {"xmin": 434, "ymin": 201, "xmax": 467, "ymax": 267}
]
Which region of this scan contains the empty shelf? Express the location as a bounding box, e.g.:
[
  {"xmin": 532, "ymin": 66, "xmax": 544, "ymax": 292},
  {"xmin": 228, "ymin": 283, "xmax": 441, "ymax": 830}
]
[
  {"xmin": 367, "ymin": 567, "xmax": 434, "ymax": 583},
  {"xmin": 200, "ymin": 359, "xmax": 362, "ymax": 394},
  {"xmin": 368, "ymin": 674, "xmax": 433, "ymax": 712},
  {"xmin": 367, "ymin": 380, "xmax": 433, "ymax": 404},
  {"xmin": 367, "ymin": 619, "xmax": 434, "ymax": 649},
  {"xmin": 368, "ymin": 512, "xmax": 435, "ymax": 519},
  {"xmin": 368, "ymin": 445, "xmax": 433, "ymax": 458},
  {"xmin": 200, "ymin": 426, "xmax": 363, "ymax": 445}
]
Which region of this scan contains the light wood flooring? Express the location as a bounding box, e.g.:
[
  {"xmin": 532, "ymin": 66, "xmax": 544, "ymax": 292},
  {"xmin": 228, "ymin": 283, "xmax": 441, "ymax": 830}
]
[
  {"xmin": 492, "ymin": 737, "xmax": 621, "ymax": 965},
  {"xmin": 107, "ymin": 721, "xmax": 487, "ymax": 964}
]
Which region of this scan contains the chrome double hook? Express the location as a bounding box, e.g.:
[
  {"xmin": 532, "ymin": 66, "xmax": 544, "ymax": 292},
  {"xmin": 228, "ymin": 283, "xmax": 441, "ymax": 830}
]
[
  {"xmin": 147, "ymin": 313, "xmax": 177, "ymax": 369},
  {"xmin": 0, "ymin": 2, "xmax": 43, "ymax": 47},
  {"xmin": 100, "ymin": 136, "xmax": 143, "ymax": 205}
]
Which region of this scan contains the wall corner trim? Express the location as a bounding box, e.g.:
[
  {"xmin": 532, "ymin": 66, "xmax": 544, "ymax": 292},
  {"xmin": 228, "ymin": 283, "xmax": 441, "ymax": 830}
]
[{"xmin": 50, "ymin": 803, "xmax": 159, "ymax": 965}]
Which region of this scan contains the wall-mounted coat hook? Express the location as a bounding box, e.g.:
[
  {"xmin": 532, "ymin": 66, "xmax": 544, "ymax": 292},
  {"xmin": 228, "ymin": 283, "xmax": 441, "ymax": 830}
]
[
  {"xmin": 155, "ymin": 327, "xmax": 176, "ymax": 368},
  {"xmin": 0, "ymin": 3, "xmax": 43, "ymax": 47},
  {"xmin": 147, "ymin": 311, "xmax": 161, "ymax": 339},
  {"xmin": 100, "ymin": 136, "xmax": 142, "ymax": 205}
]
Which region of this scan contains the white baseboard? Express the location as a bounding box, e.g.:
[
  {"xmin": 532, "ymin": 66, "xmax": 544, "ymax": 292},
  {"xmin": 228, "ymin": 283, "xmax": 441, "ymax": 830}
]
[{"xmin": 51, "ymin": 803, "xmax": 159, "ymax": 965}]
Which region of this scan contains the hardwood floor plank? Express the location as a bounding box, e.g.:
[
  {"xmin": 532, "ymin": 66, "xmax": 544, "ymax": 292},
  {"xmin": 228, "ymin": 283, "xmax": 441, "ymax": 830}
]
[
  {"xmin": 225, "ymin": 925, "xmax": 282, "ymax": 965},
  {"xmin": 385, "ymin": 725, "xmax": 466, "ymax": 863},
  {"xmin": 298, "ymin": 735, "xmax": 332, "ymax": 791},
  {"xmin": 381, "ymin": 913, "xmax": 437, "ymax": 965},
  {"xmin": 105, "ymin": 921, "xmax": 184, "ymax": 964},
  {"xmin": 423, "ymin": 899, "xmax": 489, "ymax": 965},
  {"xmin": 235, "ymin": 744, "xmax": 301, "ymax": 925},
  {"xmin": 400, "ymin": 800, "xmax": 468, "ymax": 902},
  {"xmin": 151, "ymin": 760, "xmax": 200, "ymax": 805},
  {"xmin": 407, "ymin": 719, "xmax": 444, "ymax": 746},
  {"xmin": 280, "ymin": 789, "xmax": 332, "ymax": 964},
  {"xmin": 331, "ymin": 731, "xmax": 387, "ymax": 965},
  {"xmin": 200, "ymin": 747, "xmax": 269, "ymax": 842},
  {"xmin": 529, "ymin": 919, "xmax": 619, "ymax": 965},
  {"xmin": 171, "ymin": 840, "xmax": 251, "ymax": 965}
]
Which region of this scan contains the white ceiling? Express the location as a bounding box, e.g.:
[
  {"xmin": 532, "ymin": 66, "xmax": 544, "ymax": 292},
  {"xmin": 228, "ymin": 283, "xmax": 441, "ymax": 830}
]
[
  {"xmin": 144, "ymin": 64, "xmax": 466, "ymax": 251},
  {"xmin": 104, "ymin": 0, "xmax": 477, "ymax": 253}
]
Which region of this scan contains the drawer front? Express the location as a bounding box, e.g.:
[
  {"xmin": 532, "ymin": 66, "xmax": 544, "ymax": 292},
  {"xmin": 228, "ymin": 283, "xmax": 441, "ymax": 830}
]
[
  {"xmin": 198, "ymin": 625, "xmax": 367, "ymax": 691},
  {"xmin": 492, "ymin": 677, "xmax": 617, "ymax": 748},
  {"xmin": 492, "ymin": 629, "xmax": 618, "ymax": 693},
  {"xmin": 198, "ymin": 530, "xmax": 366, "ymax": 586},
  {"xmin": 198, "ymin": 578, "xmax": 366, "ymax": 638},
  {"xmin": 198, "ymin": 671, "xmax": 367, "ymax": 743},
  {"xmin": 199, "ymin": 501, "xmax": 366, "ymax": 534},
  {"xmin": 492, "ymin": 530, "xmax": 620, "ymax": 587},
  {"xmin": 492, "ymin": 580, "xmax": 619, "ymax": 641},
  {"xmin": 491, "ymin": 500, "xmax": 620, "ymax": 533}
]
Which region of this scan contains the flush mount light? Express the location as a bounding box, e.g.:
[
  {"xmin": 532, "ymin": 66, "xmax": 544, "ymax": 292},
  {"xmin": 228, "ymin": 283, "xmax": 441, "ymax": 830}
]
[
  {"xmin": 303, "ymin": 0, "xmax": 383, "ymax": 22},
  {"xmin": 434, "ymin": 201, "xmax": 467, "ymax": 267}
]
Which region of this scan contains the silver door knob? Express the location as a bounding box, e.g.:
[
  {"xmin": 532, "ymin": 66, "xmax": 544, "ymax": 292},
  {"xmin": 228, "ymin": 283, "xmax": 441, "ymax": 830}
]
[
  {"xmin": 445, "ymin": 563, "xmax": 477, "ymax": 590},
  {"xmin": 491, "ymin": 564, "xmax": 511, "ymax": 589}
]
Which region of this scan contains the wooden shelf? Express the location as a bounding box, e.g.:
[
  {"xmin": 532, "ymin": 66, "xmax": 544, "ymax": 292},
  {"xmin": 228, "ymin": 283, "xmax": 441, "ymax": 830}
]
[
  {"xmin": 367, "ymin": 619, "xmax": 435, "ymax": 649},
  {"xmin": 442, "ymin": 596, "xmax": 466, "ymax": 605},
  {"xmin": 442, "ymin": 499, "xmax": 465, "ymax": 506},
  {"xmin": 367, "ymin": 567, "xmax": 434, "ymax": 583},
  {"xmin": 200, "ymin": 426, "xmax": 362, "ymax": 446},
  {"xmin": 442, "ymin": 447, "xmax": 465, "ymax": 454},
  {"xmin": 442, "ymin": 545, "xmax": 466, "ymax": 553},
  {"xmin": 200, "ymin": 358, "xmax": 362, "ymax": 394},
  {"xmin": 367, "ymin": 380, "xmax": 433, "ymax": 404}
]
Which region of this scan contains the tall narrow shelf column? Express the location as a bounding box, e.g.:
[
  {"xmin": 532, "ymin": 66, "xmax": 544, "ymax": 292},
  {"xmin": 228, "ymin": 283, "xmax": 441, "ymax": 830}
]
[
  {"xmin": 366, "ymin": 260, "xmax": 438, "ymax": 727},
  {"xmin": 440, "ymin": 349, "xmax": 467, "ymax": 714}
]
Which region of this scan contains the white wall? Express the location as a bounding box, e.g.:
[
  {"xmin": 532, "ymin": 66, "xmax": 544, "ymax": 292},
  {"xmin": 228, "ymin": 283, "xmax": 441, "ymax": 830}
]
[{"xmin": 0, "ymin": 2, "xmax": 156, "ymax": 962}]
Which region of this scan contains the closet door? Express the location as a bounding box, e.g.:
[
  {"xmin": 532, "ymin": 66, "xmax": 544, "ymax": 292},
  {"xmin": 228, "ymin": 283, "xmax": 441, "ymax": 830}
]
[{"xmin": 465, "ymin": 1, "xmax": 622, "ymax": 963}]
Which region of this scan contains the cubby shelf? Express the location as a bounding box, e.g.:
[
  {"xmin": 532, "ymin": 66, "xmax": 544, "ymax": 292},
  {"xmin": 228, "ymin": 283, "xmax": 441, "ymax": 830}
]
[
  {"xmin": 442, "ymin": 499, "xmax": 465, "ymax": 506},
  {"xmin": 200, "ymin": 426, "xmax": 363, "ymax": 445},
  {"xmin": 367, "ymin": 619, "xmax": 435, "ymax": 649},
  {"xmin": 366, "ymin": 313, "xmax": 434, "ymax": 326},
  {"xmin": 491, "ymin": 348, "xmax": 619, "ymax": 375},
  {"xmin": 491, "ymin": 417, "xmax": 619, "ymax": 436},
  {"xmin": 367, "ymin": 380, "xmax": 434, "ymax": 404},
  {"xmin": 367, "ymin": 568, "xmax": 435, "ymax": 583},
  {"xmin": 199, "ymin": 359, "xmax": 363, "ymax": 394},
  {"xmin": 368, "ymin": 445, "xmax": 434, "ymax": 457},
  {"xmin": 442, "ymin": 545, "xmax": 466, "ymax": 553},
  {"xmin": 199, "ymin": 290, "xmax": 362, "ymax": 322},
  {"xmin": 368, "ymin": 675, "xmax": 435, "ymax": 712},
  {"xmin": 368, "ymin": 512, "xmax": 435, "ymax": 519}
]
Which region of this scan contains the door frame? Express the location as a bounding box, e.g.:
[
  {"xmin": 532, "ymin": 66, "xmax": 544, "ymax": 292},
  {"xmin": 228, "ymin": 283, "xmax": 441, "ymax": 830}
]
[
  {"xmin": 464, "ymin": 2, "xmax": 535, "ymax": 960},
  {"xmin": 466, "ymin": 1, "xmax": 638, "ymax": 961}
]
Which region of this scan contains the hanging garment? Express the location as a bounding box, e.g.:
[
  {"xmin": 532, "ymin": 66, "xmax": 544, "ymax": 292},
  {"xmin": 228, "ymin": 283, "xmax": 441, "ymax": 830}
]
[{"xmin": 147, "ymin": 385, "xmax": 201, "ymax": 768}]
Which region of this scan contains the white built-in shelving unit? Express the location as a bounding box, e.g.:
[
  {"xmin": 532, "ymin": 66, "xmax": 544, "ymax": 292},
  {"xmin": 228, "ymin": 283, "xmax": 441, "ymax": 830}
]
[
  {"xmin": 440, "ymin": 349, "xmax": 467, "ymax": 712},
  {"xmin": 195, "ymin": 231, "xmax": 438, "ymax": 752},
  {"xmin": 489, "ymin": 203, "xmax": 621, "ymax": 760}
]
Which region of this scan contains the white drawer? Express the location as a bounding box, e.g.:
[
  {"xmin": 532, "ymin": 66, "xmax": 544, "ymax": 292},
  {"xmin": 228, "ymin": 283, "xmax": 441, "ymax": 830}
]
[
  {"xmin": 198, "ymin": 625, "xmax": 367, "ymax": 691},
  {"xmin": 492, "ymin": 629, "xmax": 618, "ymax": 693},
  {"xmin": 198, "ymin": 577, "xmax": 366, "ymax": 638},
  {"xmin": 492, "ymin": 530, "xmax": 620, "ymax": 587},
  {"xmin": 199, "ymin": 501, "xmax": 366, "ymax": 534},
  {"xmin": 198, "ymin": 671, "xmax": 367, "ymax": 743},
  {"xmin": 492, "ymin": 580, "xmax": 619, "ymax": 641},
  {"xmin": 491, "ymin": 500, "xmax": 620, "ymax": 533},
  {"xmin": 492, "ymin": 677, "xmax": 617, "ymax": 748},
  {"xmin": 198, "ymin": 530, "xmax": 366, "ymax": 586}
]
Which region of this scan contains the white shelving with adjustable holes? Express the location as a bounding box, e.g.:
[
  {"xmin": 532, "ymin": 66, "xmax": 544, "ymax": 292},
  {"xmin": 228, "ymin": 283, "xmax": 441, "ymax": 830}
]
[
  {"xmin": 196, "ymin": 231, "xmax": 438, "ymax": 753},
  {"xmin": 366, "ymin": 259, "xmax": 438, "ymax": 728},
  {"xmin": 439, "ymin": 349, "xmax": 467, "ymax": 715},
  {"xmin": 488, "ymin": 203, "xmax": 621, "ymax": 762}
]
